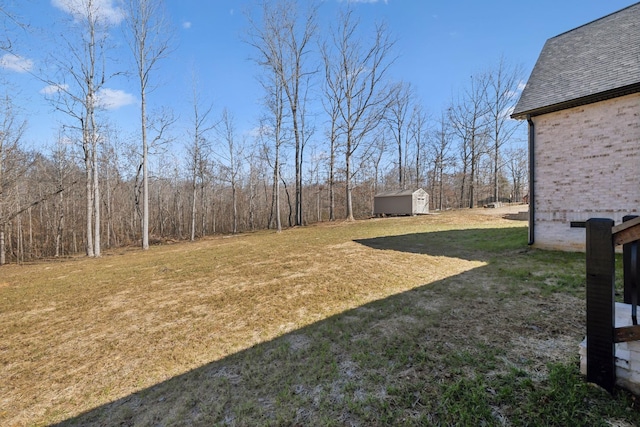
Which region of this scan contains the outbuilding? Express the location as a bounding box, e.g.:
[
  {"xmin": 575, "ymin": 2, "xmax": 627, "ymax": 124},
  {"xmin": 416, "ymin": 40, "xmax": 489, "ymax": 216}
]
[
  {"xmin": 373, "ymin": 189, "xmax": 429, "ymax": 216},
  {"xmin": 511, "ymin": 2, "xmax": 640, "ymax": 251}
]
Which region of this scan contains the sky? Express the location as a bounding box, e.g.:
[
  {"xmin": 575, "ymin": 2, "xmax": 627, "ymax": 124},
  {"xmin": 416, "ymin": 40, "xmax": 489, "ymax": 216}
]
[{"xmin": 1, "ymin": 0, "xmax": 638, "ymax": 161}]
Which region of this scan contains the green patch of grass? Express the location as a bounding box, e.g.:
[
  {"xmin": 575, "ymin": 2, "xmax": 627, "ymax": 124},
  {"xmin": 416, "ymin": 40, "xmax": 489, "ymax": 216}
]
[
  {"xmin": 492, "ymin": 248, "xmax": 584, "ymax": 296},
  {"xmin": 459, "ymin": 226, "xmax": 529, "ymax": 253},
  {"xmin": 437, "ymin": 376, "xmax": 497, "ymax": 425},
  {"xmin": 507, "ymin": 363, "xmax": 640, "ymax": 426},
  {"xmin": 492, "ymin": 245, "xmax": 628, "ymax": 300},
  {"xmin": 423, "ymin": 363, "xmax": 640, "ymax": 427}
]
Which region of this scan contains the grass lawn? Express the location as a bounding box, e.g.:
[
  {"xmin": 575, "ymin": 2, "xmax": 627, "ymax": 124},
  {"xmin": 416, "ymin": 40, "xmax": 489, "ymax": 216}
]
[{"xmin": 1, "ymin": 209, "xmax": 639, "ymax": 426}]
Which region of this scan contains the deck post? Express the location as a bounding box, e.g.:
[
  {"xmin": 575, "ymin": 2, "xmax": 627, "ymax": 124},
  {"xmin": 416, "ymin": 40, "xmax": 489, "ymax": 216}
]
[
  {"xmin": 623, "ymin": 216, "xmax": 639, "ymax": 314},
  {"xmin": 586, "ymin": 218, "xmax": 616, "ymax": 392}
]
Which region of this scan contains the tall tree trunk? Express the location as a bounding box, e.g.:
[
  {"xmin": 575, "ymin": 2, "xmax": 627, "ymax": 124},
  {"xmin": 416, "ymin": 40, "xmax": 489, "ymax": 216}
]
[
  {"xmin": 293, "ymin": 111, "xmax": 302, "ymax": 227},
  {"xmin": 27, "ymin": 207, "xmax": 33, "ymax": 260},
  {"xmin": 92, "ymin": 130, "xmax": 101, "ymax": 257},
  {"xmin": 274, "ymin": 152, "xmax": 281, "ymax": 232},
  {"xmin": 190, "ymin": 177, "xmax": 196, "ymax": 241},
  {"xmin": 438, "ymin": 162, "xmax": 444, "ymax": 211},
  {"xmin": 0, "ymin": 229, "xmax": 4, "ymax": 265},
  {"xmin": 142, "ymin": 95, "xmax": 150, "ymax": 249},
  {"xmin": 469, "ymin": 139, "xmax": 476, "ymax": 209},
  {"xmin": 282, "ymin": 175, "xmax": 293, "ymax": 227},
  {"xmin": 329, "ymin": 139, "xmax": 335, "ymax": 221},
  {"xmin": 84, "ymin": 145, "xmax": 94, "ymax": 257},
  {"xmin": 55, "ymin": 197, "xmax": 64, "ymax": 258},
  {"xmin": 105, "ymin": 164, "xmax": 111, "ymax": 248},
  {"xmin": 493, "ymin": 140, "xmax": 499, "ymax": 203},
  {"xmin": 16, "ymin": 213, "xmax": 23, "ymax": 263},
  {"xmin": 398, "ymin": 130, "xmax": 403, "ymax": 189},
  {"xmin": 317, "ymin": 187, "xmax": 321, "ymax": 222},
  {"xmin": 345, "ymin": 139, "xmax": 354, "ymax": 221},
  {"xmin": 459, "ymin": 162, "xmax": 467, "ymax": 209},
  {"xmin": 232, "ymin": 182, "xmax": 238, "ymax": 234},
  {"xmin": 200, "ymin": 183, "xmax": 206, "ymax": 236},
  {"xmin": 415, "ymin": 147, "xmax": 420, "ymax": 189},
  {"xmin": 249, "ymin": 174, "xmax": 256, "ymax": 231}
]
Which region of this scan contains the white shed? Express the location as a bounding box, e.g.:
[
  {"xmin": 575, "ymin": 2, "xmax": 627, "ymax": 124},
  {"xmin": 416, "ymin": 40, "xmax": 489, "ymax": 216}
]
[{"xmin": 373, "ymin": 188, "xmax": 429, "ymax": 216}]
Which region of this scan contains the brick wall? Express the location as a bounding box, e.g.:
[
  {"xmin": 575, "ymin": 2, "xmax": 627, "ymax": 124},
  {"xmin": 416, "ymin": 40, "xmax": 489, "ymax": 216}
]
[{"xmin": 532, "ymin": 92, "xmax": 640, "ymax": 251}]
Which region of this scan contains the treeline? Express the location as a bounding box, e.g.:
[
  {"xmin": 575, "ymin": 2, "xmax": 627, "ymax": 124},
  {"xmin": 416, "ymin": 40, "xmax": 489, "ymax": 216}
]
[{"xmin": 0, "ymin": 0, "xmax": 528, "ymax": 265}]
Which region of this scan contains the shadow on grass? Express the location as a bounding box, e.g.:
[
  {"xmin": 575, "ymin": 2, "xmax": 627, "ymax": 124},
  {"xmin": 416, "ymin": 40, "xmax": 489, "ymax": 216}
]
[
  {"xmin": 50, "ymin": 227, "xmax": 632, "ymax": 426},
  {"xmin": 54, "ymin": 270, "xmax": 486, "ymax": 426},
  {"xmin": 354, "ymin": 226, "xmax": 527, "ymax": 259}
]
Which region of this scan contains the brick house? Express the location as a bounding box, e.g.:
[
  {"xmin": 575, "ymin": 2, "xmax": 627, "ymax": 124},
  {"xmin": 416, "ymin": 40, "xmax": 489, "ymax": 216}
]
[{"xmin": 511, "ymin": 2, "xmax": 640, "ymax": 251}]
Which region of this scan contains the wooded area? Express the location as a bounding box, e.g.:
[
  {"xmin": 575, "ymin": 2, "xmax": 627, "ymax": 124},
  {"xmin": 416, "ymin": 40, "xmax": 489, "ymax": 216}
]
[{"xmin": 0, "ymin": 0, "xmax": 528, "ymax": 265}]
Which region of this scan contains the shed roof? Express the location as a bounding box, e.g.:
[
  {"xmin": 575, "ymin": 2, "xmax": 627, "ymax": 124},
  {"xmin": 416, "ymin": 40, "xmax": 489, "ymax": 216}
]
[
  {"xmin": 511, "ymin": 2, "xmax": 640, "ymax": 119},
  {"xmin": 374, "ymin": 189, "xmax": 424, "ymax": 198}
]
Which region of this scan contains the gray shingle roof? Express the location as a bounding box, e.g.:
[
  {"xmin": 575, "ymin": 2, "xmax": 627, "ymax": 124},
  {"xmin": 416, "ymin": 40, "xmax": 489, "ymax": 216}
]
[
  {"xmin": 511, "ymin": 2, "xmax": 640, "ymax": 119},
  {"xmin": 374, "ymin": 189, "xmax": 424, "ymax": 197}
]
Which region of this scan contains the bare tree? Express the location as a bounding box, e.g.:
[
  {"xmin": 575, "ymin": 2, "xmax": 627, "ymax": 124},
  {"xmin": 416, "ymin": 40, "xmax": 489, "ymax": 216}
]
[
  {"xmin": 504, "ymin": 146, "xmax": 528, "ymax": 203},
  {"xmin": 487, "ymin": 57, "xmax": 523, "ymax": 203},
  {"xmin": 320, "ymin": 52, "xmax": 341, "ymax": 221},
  {"xmin": 0, "ymin": 5, "xmax": 26, "ymax": 265},
  {"xmin": 50, "ymin": 133, "xmax": 71, "ymax": 258},
  {"xmin": 124, "ymin": 0, "xmax": 172, "ymax": 250},
  {"xmin": 370, "ymin": 130, "xmax": 387, "ymax": 207},
  {"xmin": 245, "ymin": 143, "xmax": 267, "ymax": 231},
  {"xmin": 410, "ymin": 104, "xmax": 430, "ymax": 189},
  {"xmin": 0, "ymin": 95, "xmax": 26, "ymax": 264},
  {"xmin": 246, "ymin": 0, "xmax": 318, "ymax": 227},
  {"xmin": 431, "ymin": 111, "xmax": 454, "ymax": 211},
  {"xmin": 306, "ymin": 146, "xmax": 325, "ymax": 223},
  {"xmin": 386, "ymin": 81, "xmax": 412, "ymax": 189},
  {"xmin": 297, "ymin": 75, "xmax": 315, "ymax": 224},
  {"xmin": 131, "ymin": 107, "xmax": 174, "ymax": 240},
  {"xmin": 217, "ymin": 108, "xmax": 243, "ymax": 234},
  {"xmin": 43, "ymin": 0, "xmax": 124, "ymax": 257},
  {"xmin": 449, "ymin": 75, "xmax": 490, "ymax": 209},
  {"xmin": 322, "ymin": 8, "xmax": 396, "ymax": 220},
  {"xmin": 98, "ymin": 124, "xmax": 122, "ymax": 250},
  {"xmin": 258, "ymin": 64, "xmax": 289, "ymax": 233},
  {"xmin": 186, "ymin": 79, "xmax": 214, "ymax": 241}
]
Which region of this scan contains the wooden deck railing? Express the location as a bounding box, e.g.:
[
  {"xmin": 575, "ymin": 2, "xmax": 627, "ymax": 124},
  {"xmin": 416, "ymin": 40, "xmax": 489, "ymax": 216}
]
[{"xmin": 586, "ymin": 215, "xmax": 640, "ymax": 392}]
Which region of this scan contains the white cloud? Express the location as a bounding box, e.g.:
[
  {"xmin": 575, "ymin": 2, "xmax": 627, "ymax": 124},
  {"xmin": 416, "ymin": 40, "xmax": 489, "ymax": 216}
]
[
  {"xmin": 40, "ymin": 83, "xmax": 69, "ymax": 95},
  {"xmin": 97, "ymin": 88, "xmax": 136, "ymax": 110},
  {"xmin": 182, "ymin": 21, "xmax": 192, "ymax": 29},
  {"xmin": 502, "ymin": 106, "xmax": 515, "ymax": 119},
  {"xmin": 51, "ymin": 0, "xmax": 125, "ymax": 25},
  {"xmin": 39, "ymin": 85, "xmax": 135, "ymax": 109},
  {"xmin": 506, "ymin": 81, "xmax": 527, "ymax": 99},
  {"xmin": 0, "ymin": 54, "xmax": 33, "ymax": 73},
  {"xmin": 247, "ymin": 124, "xmax": 273, "ymax": 138}
]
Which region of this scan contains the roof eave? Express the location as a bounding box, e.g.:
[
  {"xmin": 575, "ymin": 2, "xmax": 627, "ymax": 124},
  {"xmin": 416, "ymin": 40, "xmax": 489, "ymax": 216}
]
[{"xmin": 511, "ymin": 81, "xmax": 640, "ymax": 120}]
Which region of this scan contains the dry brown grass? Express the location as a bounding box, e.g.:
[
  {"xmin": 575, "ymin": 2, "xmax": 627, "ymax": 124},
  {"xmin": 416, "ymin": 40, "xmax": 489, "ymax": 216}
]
[
  {"xmin": 0, "ymin": 211, "xmax": 507, "ymax": 425},
  {"xmin": 2, "ymin": 207, "xmax": 632, "ymax": 426}
]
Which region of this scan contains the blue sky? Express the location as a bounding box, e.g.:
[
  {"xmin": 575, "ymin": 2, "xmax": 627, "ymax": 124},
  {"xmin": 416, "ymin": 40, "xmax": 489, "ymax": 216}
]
[{"xmin": 1, "ymin": 0, "xmax": 638, "ymax": 155}]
